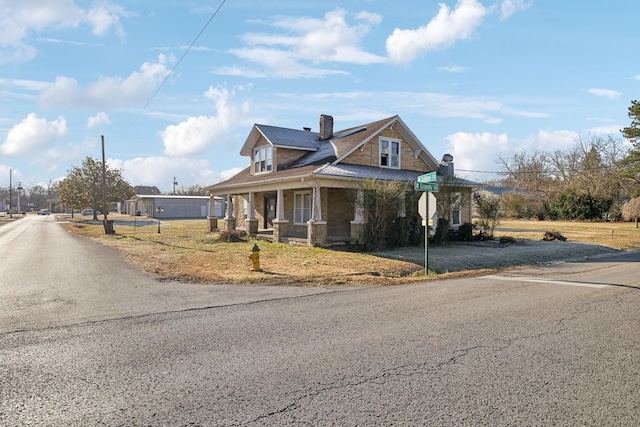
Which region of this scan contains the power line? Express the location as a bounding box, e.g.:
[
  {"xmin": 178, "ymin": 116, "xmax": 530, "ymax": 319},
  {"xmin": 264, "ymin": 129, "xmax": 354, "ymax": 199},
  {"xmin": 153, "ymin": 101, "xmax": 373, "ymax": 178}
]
[
  {"xmin": 143, "ymin": 0, "xmax": 227, "ymax": 110},
  {"xmin": 458, "ymin": 164, "xmax": 623, "ymax": 176}
]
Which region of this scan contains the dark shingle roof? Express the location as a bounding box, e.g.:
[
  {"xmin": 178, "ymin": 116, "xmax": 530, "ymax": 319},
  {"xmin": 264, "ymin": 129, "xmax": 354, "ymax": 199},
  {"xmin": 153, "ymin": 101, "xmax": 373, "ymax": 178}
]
[{"xmin": 256, "ymin": 125, "xmax": 320, "ymax": 150}]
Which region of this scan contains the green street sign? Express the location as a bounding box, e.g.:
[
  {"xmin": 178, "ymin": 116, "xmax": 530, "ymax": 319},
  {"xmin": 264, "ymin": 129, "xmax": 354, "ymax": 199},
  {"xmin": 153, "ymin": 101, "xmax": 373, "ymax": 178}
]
[
  {"xmin": 414, "ymin": 181, "xmax": 439, "ymax": 192},
  {"xmin": 417, "ymin": 171, "xmax": 437, "ymax": 183}
]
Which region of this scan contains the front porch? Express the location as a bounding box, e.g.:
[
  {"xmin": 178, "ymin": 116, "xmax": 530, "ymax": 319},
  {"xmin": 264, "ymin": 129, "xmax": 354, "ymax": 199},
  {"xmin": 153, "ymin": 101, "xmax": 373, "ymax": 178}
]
[{"xmin": 209, "ymin": 186, "xmax": 365, "ymax": 247}]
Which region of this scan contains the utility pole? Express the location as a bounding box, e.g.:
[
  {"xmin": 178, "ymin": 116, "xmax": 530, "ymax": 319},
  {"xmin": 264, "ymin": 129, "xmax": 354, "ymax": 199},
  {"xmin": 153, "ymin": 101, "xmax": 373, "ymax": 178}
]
[
  {"xmin": 8, "ymin": 168, "xmax": 12, "ymax": 218},
  {"xmin": 16, "ymin": 182, "xmax": 23, "ymax": 214},
  {"xmin": 173, "ymin": 177, "xmax": 178, "ymax": 195},
  {"xmin": 101, "ymin": 135, "xmax": 110, "ymax": 234}
]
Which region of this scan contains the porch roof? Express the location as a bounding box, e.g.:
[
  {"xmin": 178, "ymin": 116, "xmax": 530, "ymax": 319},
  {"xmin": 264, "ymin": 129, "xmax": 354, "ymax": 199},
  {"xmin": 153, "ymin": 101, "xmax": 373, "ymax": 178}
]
[{"xmin": 207, "ymin": 163, "xmax": 480, "ymax": 195}]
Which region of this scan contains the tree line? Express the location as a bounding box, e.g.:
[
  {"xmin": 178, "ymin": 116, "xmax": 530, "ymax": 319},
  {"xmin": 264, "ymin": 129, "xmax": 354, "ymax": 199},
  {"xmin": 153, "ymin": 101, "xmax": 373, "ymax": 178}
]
[{"xmin": 481, "ymin": 101, "xmax": 640, "ymax": 223}]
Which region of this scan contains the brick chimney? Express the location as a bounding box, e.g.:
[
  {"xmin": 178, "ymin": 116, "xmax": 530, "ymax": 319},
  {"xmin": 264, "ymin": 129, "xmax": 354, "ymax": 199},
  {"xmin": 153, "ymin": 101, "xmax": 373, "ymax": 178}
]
[{"xmin": 319, "ymin": 114, "xmax": 333, "ymax": 141}]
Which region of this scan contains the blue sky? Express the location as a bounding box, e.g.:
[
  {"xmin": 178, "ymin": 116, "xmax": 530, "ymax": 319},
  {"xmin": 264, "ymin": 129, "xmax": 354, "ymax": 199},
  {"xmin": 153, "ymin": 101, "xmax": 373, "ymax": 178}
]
[{"xmin": 0, "ymin": 0, "xmax": 637, "ymax": 192}]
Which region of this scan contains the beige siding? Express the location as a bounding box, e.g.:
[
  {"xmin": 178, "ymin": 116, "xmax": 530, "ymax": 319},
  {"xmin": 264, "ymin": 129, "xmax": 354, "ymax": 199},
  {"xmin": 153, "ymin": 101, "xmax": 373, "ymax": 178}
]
[
  {"xmin": 274, "ymin": 147, "xmax": 306, "ymax": 171},
  {"xmin": 326, "ymin": 188, "xmax": 353, "ymax": 237},
  {"xmin": 341, "ymin": 126, "xmax": 430, "ymax": 172}
]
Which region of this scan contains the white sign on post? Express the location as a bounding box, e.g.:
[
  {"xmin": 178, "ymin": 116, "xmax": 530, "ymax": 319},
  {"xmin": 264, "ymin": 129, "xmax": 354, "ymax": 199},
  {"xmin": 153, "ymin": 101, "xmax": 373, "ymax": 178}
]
[
  {"xmin": 418, "ymin": 191, "xmax": 437, "ymax": 224},
  {"xmin": 417, "ymin": 190, "xmax": 437, "ymax": 275}
]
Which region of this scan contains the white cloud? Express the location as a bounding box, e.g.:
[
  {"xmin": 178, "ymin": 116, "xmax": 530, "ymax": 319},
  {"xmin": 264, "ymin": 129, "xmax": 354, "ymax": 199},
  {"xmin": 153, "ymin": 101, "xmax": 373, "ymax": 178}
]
[
  {"xmin": 215, "ymin": 8, "xmax": 385, "ymax": 79},
  {"xmin": 499, "ymin": 0, "xmax": 533, "ymax": 20},
  {"xmin": 587, "ymin": 88, "xmax": 621, "ymax": 100},
  {"xmin": 39, "ymin": 137, "xmax": 96, "ymax": 172},
  {"xmin": 219, "ymin": 167, "xmax": 245, "ymax": 182},
  {"xmin": 220, "ymin": 48, "xmax": 350, "ymax": 79},
  {"xmin": 447, "ymin": 131, "xmax": 510, "ymax": 180},
  {"xmin": 446, "ymin": 129, "xmax": 581, "ymax": 181},
  {"xmin": 111, "ymin": 156, "xmax": 229, "ymax": 190},
  {"xmin": 0, "ymin": 77, "xmax": 49, "ymax": 92},
  {"xmin": 437, "ymin": 65, "xmax": 466, "ymax": 73},
  {"xmin": 161, "ymin": 85, "xmax": 252, "ymax": 157},
  {"xmin": 38, "ymin": 55, "xmax": 171, "ymax": 108},
  {"xmin": 386, "ymin": 0, "xmax": 488, "ymax": 64},
  {"xmin": 520, "ymin": 129, "xmax": 577, "ymax": 152},
  {"xmin": 0, "ymin": 113, "xmax": 68, "ymax": 156},
  {"xmin": 0, "ymin": 1, "xmax": 128, "ymax": 64},
  {"xmin": 87, "ymin": 112, "xmax": 111, "ymax": 128}
]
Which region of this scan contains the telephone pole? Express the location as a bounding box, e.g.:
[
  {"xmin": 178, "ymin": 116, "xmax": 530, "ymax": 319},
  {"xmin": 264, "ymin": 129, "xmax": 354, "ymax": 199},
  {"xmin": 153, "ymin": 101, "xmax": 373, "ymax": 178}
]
[
  {"xmin": 16, "ymin": 182, "xmax": 23, "ymax": 213},
  {"xmin": 8, "ymin": 169, "xmax": 12, "ymax": 218}
]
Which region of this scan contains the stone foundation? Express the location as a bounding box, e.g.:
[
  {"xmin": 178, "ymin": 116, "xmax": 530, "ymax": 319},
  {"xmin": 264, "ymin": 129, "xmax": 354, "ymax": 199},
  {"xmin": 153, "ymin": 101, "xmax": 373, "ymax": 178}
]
[
  {"xmin": 246, "ymin": 218, "xmax": 258, "ymax": 235},
  {"xmin": 272, "ymin": 219, "xmax": 289, "ymax": 243},
  {"xmin": 224, "ymin": 217, "xmax": 236, "ymax": 231},
  {"xmin": 350, "ymin": 220, "xmax": 366, "ymax": 245},
  {"xmin": 207, "ymin": 216, "xmax": 218, "ymax": 232},
  {"xmin": 308, "ymin": 220, "xmax": 327, "ymax": 247}
]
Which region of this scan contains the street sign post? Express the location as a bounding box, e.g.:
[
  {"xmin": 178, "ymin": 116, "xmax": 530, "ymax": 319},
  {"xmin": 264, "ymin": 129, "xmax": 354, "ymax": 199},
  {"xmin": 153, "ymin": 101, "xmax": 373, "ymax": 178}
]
[
  {"xmin": 414, "ymin": 181, "xmax": 439, "ymax": 192},
  {"xmin": 416, "ymin": 188, "xmax": 437, "ymax": 276},
  {"xmin": 417, "ymin": 171, "xmax": 437, "ymax": 183}
]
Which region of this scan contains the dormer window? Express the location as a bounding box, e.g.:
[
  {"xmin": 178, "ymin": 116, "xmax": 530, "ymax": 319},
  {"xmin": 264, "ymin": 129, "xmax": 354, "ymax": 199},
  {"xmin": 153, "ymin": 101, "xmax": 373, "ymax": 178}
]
[
  {"xmin": 379, "ymin": 138, "xmax": 400, "ymax": 169},
  {"xmin": 254, "ymin": 145, "xmax": 273, "ymax": 173}
]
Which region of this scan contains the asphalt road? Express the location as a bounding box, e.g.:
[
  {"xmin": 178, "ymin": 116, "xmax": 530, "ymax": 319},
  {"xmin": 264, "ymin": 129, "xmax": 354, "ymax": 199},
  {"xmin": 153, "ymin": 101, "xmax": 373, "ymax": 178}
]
[{"xmin": 1, "ymin": 215, "xmax": 639, "ymax": 425}]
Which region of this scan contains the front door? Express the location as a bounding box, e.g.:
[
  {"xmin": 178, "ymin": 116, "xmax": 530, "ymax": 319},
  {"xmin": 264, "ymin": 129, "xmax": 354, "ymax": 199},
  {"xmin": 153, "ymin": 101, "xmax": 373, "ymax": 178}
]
[{"xmin": 264, "ymin": 195, "xmax": 276, "ymax": 228}]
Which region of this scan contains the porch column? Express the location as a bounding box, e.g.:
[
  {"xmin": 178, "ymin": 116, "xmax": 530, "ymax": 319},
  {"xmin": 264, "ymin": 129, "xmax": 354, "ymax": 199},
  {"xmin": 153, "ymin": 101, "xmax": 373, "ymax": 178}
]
[
  {"xmin": 246, "ymin": 192, "xmax": 258, "ymax": 235},
  {"xmin": 308, "ymin": 184, "xmax": 327, "ymax": 247},
  {"xmin": 275, "ymin": 189, "xmax": 285, "ymax": 220},
  {"xmin": 272, "ymin": 189, "xmax": 289, "ymax": 243},
  {"xmin": 207, "ymin": 194, "xmax": 218, "ymax": 232},
  {"xmin": 350, "ymin": 189, "xmax": 366, "ymax": 244},
  {"xmin": 224, "ymin": 193, "xmax": 236, "ymax": 230}
]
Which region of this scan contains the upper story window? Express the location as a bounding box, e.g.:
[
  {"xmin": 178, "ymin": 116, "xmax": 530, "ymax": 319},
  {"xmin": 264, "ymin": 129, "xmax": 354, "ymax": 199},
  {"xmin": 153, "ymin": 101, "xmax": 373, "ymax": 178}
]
[
  {"xmin": 379, "ymin": 138, "xmax": 400, "ymax": 169},
  {"xmin": 254, "ymin": 145, "xmax": 273, "ymax": 173}
]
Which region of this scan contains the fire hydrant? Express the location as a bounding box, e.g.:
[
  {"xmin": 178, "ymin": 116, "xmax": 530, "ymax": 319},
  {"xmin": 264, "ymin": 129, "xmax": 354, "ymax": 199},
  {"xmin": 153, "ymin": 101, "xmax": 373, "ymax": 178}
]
[{"xmin": 249, "ymin": 243, "xmax": 262, "ymax": 271}]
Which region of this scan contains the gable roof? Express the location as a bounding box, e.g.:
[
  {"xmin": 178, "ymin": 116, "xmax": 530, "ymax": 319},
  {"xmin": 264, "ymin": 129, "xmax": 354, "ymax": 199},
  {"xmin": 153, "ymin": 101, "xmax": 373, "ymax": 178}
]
[
  {"xmin": 240, "ymin": 125, "xmax": 320, "ymax": 156},
  {"xmin": 240, "ymin": 115, "xmax": 440, "ymax": 171}
]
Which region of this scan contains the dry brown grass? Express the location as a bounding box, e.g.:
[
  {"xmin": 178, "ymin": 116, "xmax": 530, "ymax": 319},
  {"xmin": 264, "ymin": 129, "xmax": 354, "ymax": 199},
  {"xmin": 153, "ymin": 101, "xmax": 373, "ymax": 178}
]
[
  {"xmin": 494, "ymin": 219, "xmax": 640, "ymax": 251},
  {"xmin": 60, "ymin": 214, "xmax": 424, "ymax": 286},
  {"xmin": 57, "ymin": 214, "xmax": 640, "ymax": 286}
]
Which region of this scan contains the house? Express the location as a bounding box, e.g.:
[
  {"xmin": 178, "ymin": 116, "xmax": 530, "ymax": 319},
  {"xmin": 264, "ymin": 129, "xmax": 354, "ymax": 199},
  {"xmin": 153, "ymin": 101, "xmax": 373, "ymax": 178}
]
[
  {"xmin": 207, "ymin": 114, "xmax": 477, "ymax": 246},
  {"xmin": 123, "ymin": 194, "xmax": 224, "ymax": 219}
]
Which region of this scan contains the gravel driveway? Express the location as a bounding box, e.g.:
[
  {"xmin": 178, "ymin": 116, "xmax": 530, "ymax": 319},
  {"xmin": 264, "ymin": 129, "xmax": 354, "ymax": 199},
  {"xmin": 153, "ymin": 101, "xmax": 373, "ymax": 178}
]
[{"xmin": 379, "ymin": 239, "xmax": 622, "ymax": 273}]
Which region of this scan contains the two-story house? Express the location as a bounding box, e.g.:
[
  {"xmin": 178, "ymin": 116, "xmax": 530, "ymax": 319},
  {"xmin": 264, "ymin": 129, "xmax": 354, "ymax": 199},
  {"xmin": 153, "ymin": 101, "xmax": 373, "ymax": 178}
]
[{"xmin": 207, "ymin": 114, "xmax": 476, "ymax": 247}]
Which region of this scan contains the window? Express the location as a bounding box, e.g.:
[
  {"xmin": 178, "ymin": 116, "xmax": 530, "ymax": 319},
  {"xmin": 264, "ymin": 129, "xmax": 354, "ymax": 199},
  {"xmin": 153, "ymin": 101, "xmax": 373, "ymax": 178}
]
[
  {"xmin": 379, "ymin": 138, "xmax": 400, "ymax": 169},
  {"xmin": 451, "ymin": 192, "xmax": 462, "ymax": 226},
  {"xmin": 294, "ymin": 192, "xmax": 312, "ymax": 224},
  {"xmin": 254, "ymin": 146, "xmax": 273, "ymax": 173}
]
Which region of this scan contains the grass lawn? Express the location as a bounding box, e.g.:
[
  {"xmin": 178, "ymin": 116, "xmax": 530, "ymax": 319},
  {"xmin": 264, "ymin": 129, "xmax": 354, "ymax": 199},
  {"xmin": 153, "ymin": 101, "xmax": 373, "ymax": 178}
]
[
  {"xmin": 494, "ymin": 219, "xmax": 640, "ymax": 251},
  {"xmin": 60, "ymin": 214, "xmax": 424, "ymax": 286},
  {"xmin": 54, "ymin": 214, "xmax": 640, "ymax": 286}
]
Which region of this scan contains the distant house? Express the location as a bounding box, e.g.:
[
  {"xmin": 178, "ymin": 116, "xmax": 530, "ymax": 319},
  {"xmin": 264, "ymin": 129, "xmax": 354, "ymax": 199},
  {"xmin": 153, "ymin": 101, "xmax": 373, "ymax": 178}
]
[
  {"xmin": 207, "ymin": 114, "xmax": 477, "ymax": 246},
  {"xmin": 123, "ymin": 195, "xmax": 224, "ymax": 219}
]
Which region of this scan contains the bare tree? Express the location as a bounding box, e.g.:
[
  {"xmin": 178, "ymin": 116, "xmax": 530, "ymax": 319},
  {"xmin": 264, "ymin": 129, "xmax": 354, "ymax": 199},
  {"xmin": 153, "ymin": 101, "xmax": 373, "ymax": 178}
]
[
  {"xmin": 473, "ymin": 189, "xmax": 501, "ymax": 238},
  {"xmin": 354, "ymin": 178, "xmax": 409, "ymax": 251},
  {"xmin": 622, "ymin": 197, "xmax": 640, "ymax": 227},
  {"xmin": 497, "ymin": 150, "xmax": 555, "ymax": 199}
]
